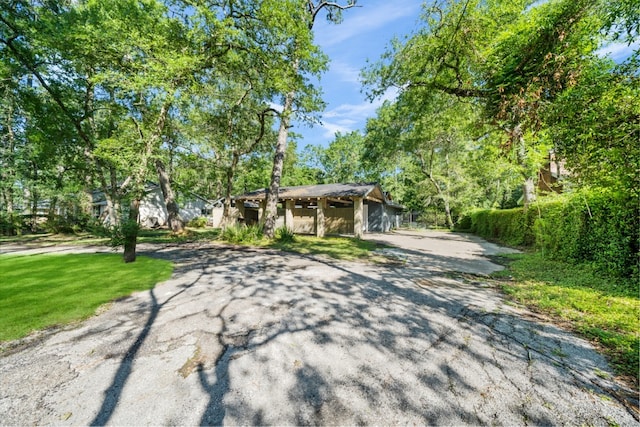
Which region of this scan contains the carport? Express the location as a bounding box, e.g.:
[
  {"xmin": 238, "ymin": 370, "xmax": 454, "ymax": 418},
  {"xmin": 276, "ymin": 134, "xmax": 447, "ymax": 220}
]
[{"xmin": 234, "ymin": 183, "xmax": 403, "ymax": 237}]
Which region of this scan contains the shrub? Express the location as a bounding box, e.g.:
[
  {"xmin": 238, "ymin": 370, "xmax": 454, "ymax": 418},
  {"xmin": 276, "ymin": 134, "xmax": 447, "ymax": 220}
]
[
  {"xmin": 220, "ymin": 224, "xmax": 263, "ymax": 244},
  {"xmin": 42, "ymin": 213, "xmax": 94, "ymax": 234},
  {"xmin": 187, "ymin": 217, "xmax": 207, "ymax": 228},
  {"xmin": 456, "ymin": 213, "xmax": 473, "ymax": 231},
  {"xmin": 107, "ymin": 219, "xmax": 140, "ymax": 248},
  {"xmin": 467, "ymin": 189, "xmax": 639, "ymax": 279},
  {"xmin": 43, "ymin": 215, "xmax": 76, "ymax": 234},
  {"xmin": 275, "ymin": 226, "xmax": 296, "ymax": 243},
  {"xmin": 0, "ymin": 212, "xmax": 24, "ymax": 236}
]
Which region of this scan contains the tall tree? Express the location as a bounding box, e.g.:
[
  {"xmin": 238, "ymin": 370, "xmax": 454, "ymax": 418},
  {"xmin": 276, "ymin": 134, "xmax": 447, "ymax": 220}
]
[
  {"xmin": 312, "ymin": 131, "xmax": 367, "ymax": 184},
  {"xmin": 262, "ymin": 0, "xmax": 357, "ymax": 238},
  {"xmin": 363, "ymin": 0, "xmax": 609, "ymax": 206}
]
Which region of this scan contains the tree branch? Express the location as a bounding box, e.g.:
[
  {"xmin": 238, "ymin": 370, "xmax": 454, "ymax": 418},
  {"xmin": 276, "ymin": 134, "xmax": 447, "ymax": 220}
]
[{"xmin": 307, "ymin": 1, "xmax": 359, "ymax": 26}]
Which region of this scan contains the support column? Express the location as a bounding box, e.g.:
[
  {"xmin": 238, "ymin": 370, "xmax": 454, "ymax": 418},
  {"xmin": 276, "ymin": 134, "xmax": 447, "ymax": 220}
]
[
  {"xmin": 259, "ymin": 199, "xmax": 266, "ymax": 224},
  {"xmin": 354, "ymin": 197, "xmax": 363, "ymax": 238},
  {"xmin": 237, "ymin": 200, "xmax": 245, "ymax": 221},
  {"xmin": 285, "ymin": 199, "xmax": 294, "ymax": 230},
  {"xmin": 316, "ymin": 198, "xmax": 326, "ymax": 238}
]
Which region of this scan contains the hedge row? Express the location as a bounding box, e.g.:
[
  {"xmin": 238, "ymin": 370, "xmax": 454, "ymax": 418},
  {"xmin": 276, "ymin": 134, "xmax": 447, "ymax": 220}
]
[{"xmin": 459, "ymin": 190, "xmax": 639, "ymax": 279}]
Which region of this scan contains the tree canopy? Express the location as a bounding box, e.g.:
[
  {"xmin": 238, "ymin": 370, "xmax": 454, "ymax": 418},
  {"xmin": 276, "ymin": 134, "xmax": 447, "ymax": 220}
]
[{"xmin": 1, "ymin": 0, "xmax": 638, "ymax": 255}]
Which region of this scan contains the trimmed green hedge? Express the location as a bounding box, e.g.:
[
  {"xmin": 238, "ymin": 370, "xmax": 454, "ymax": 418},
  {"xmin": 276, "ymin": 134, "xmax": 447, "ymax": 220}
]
[{"xmin": 459, "ymin": 190, "xmax": 639, "ymax": 279}]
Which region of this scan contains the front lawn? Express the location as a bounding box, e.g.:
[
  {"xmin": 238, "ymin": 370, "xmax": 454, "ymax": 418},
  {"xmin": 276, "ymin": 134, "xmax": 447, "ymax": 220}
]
[{"xmin": 0, "ymin": 253, "xmax": 173, "ymax": 342}]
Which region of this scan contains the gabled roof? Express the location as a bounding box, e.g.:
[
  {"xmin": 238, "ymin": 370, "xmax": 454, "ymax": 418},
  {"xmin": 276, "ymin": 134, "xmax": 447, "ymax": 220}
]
[{"xmin": 235, "ymin": 182, "xmax": 395, "ymax": 206}]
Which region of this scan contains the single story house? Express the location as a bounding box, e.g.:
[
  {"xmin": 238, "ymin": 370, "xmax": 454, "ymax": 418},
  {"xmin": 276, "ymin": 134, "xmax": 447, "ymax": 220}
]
[
  {"xmin": 234, "ymin": 183, "xmax": 404, "ymax": 238},
  {"xmin": 92, "ymin": 183, "xmax": 217, "ymax": 228}
]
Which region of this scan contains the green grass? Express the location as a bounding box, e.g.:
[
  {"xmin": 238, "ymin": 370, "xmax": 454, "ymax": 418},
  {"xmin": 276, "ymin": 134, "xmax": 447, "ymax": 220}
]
[
  {"xmin": 0, "ymin": 232, "xmax": 110, "ymax": 246},
  {"xmin": 137, "ymin": 227, "xmax": 220, "ymax": 243},
  {"xmin": 0, "ymin": 253, "xmax": 173, "ymax": 342},
  {"xmin": 492, "ymin": 253, "xmax": 639, "ymax": 383},
  {"xmin": 0, "ymin": 228, "xmax": 221, "ymax": 246},
  {"xmin": 268, "ymin": 235, "xmax": 388, "ymax": 261}
]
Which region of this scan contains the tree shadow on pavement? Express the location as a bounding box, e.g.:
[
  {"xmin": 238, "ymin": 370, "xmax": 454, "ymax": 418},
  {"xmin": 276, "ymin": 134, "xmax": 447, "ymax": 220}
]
[
  {"xmin": 186, "ymin": 247, "xmax": 636, "ymax": 425},
  {"xmin": 79, "ymin": 243, "xmax": 637, "ymax": 425},
  {"xmin": 89, "ymin": 248, "xmax": 208, "ymax": 426}
]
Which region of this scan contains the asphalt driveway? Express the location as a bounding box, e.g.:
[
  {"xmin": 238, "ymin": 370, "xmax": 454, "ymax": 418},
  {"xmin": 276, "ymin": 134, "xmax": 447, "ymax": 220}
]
[{"xmin": 0, "ymin": 230, "xmax": 637, "ymax": 425}]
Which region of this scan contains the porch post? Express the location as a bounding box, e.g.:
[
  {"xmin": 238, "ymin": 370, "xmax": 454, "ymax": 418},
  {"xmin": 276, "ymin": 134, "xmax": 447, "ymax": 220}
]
[
  {"xmin": 237, "ymin": 200, "xmax": 245, "ymax": 220},
  {"xmin": 316, "ymin": 198, "xmax": 326, "ymax": 238},
  {"xmin": 259, "ymin": 199, "xmax": 266, "ymax": 224},
  {"xmin": 285, "ymin": 199, "xmax": 294, "ymax": 230},
  {"xmin": 354, "ymin": 197, "xmax": 363, "ymax": 238}
]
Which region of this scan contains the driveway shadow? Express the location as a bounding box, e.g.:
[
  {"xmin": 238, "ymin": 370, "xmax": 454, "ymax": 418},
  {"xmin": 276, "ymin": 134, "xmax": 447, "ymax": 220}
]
[{"xmin": 1, "ymin": 242, "xmax": 635, "ymax": 425}]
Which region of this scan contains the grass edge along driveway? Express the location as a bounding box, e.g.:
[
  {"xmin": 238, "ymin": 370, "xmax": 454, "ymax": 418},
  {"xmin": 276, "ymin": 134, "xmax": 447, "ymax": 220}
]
[{"xmin": 0, "ymin": 253, "xmax": 173, "ymax": 342}]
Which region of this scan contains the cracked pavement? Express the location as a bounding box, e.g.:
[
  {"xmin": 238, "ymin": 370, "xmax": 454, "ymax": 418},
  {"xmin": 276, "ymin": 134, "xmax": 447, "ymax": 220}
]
[{"xmin": 0, "ymin": 230, "xmax": 638, "ymax": 425}]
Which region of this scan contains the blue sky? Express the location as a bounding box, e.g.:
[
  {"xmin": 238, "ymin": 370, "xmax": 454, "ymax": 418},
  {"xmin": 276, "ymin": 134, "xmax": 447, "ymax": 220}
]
[
  {"xmin": 293, "ymin": 0, "xmax": 638, "ymax": 150},
  {"xmin": 293, "ymin": 0, "xmax": 424, "ymax": 149}
]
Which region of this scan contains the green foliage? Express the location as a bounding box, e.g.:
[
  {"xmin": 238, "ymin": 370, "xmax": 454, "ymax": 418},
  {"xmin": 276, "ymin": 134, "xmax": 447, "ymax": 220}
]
[
  {"xmin": 0, "ymin": 253, "xmax": 173, "ymax": 342},
  {"xmin": 106, "ymin": 219, "xmax": 140, "ymax": 249},
  {"xmin": 281, "ymin": 140, "xmax": 322, "ymax": 186},
  {"xmin": 42, "ymin": 214, "xmax": 94, "ymax": 235},
  {"xmin": 274, "ymin": 226, "xmax": 296, "ymax": 243},
  {"xmin": 220, "ymin": 224, "xmax": 264, "ymax": 245},
  {"xmin": 546, "ymin": 59, "xmax": 640, "ymax": 195},
  {"xmin": 466, "ymin": 207, "xmax": 536, "ymax": 247},
  {"xmin": 186, "ymin": 217, "xmax": 207, "ymax": 228},
  {"xmin": 496, "ymin": 252, "xmax": 639, "ymax": 381},
  {"xmin": 466, "ymin": 190, "xmax": 639, "ymax": 278},
  {"xmin": 534, "ymin": 190, "xmax": 639, "ymax": 278},
  {"xmin": 363, "ymin": 0, "xmax": 636, "ymax": 213},
  {"xmin": 0, "ymin": 212, "xmax": 24, "ymax": 236},
  {"xmin": 311, "ymin": 131, "xmax": 368, "ymax": 184}
]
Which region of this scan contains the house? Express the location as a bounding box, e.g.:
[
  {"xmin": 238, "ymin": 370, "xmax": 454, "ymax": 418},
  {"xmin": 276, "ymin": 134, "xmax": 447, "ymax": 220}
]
[
  {"xmin": 92, "ymin": 183, "xmax": 217, "ymax": 228},
  {"xmin": 538, "ymin": 150, "xmax": 568, "ymax": 194},
  {"xmin": 234, "ymin": 183, "xmax": 404, "ymax": 238}
]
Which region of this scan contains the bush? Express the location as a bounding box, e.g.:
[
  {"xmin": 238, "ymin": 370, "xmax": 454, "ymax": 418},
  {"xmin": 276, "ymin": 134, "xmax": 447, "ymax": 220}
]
[
  {"xmin": 187, "ymin": 217, "xmax": 207, "ymax": 228},
  {"xmin": 466, "ymin": 189, "xmax": 639, "ymax": 279},
  {"xmin": 107, "ymin": 219, "xmax": 140, "ymax": 248},
  {"xmin": 43, "ymin": 215, "xmax": 77, "ymax": 234},
  {"xmin": 42, "ymin": 213, "xmax": 94, "ymax": 234},
  {"xmin": 467, "ymin": 207, "xmax": 536, "ymax": 247},
  {"xmin": 275, "ymin": 226, "xmax": 296, "ymax": 243},
  {"xmin": 220, "ymin": 224, "xmax": 263, "ymax": 244},
  {"xmin": 456, "ymin": 213, "xmax": 473, "ymax": 231},
  {"xmin": 0, "ymin": 212, "xmax": 24, "ymax": 236}
]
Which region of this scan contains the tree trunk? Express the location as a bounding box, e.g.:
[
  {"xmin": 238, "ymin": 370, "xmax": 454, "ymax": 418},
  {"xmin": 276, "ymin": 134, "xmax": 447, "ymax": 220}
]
[
  {"xmin": 155, "ymin": 158, "xmax": 184, "ymax": 233},
  {"xmin": 263, "ymin": 90, "xmax": 295, "ymax": 238},
  {"xmin": 2, "ymin": 187, "xmax": 14, "ymax": 214},
  {"xmin": 222, "ymin": 151, "xmax": 240, "ymax": 229},
  {"xmin": 442, "ymin": 197, "xmax": 454, "ymax": 229},
  {"xmin": 513, "ymin": 123, "xmax": 536, "ymax": 207},
  {"xmin": 522, "ymin": 177, "xmax": 536, "ymax": 207},
  {"xmin": 2, "ymin": 101, "xmax": 16, "ymax": 213},
  {"xmin": 48, "ymin": 196, "xmax": 58, "ymax": 221},
  {"xmin": 427, "ymin": 175, "xmax": 454, "ymax": 229},
  {"xmin": 123, "ymin": 198, "xmax": 140, "ymax": 263}
]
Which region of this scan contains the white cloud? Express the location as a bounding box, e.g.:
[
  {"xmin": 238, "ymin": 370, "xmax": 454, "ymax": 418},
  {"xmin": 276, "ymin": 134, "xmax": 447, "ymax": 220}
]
[
  {"xmin": 330, "ymin": 61, "xmax": 361, "ymax": 84},
  {"xmin": 314, "ymin": 0, "xmax": 421, "ymax": 47},
  {"xmin": 318, "ymin": 87, "xmax": 399, "ymax": 137},
  {"xmin": 321, "ymin": 121, "xmax": 353, "ymax": 137},
  {"xmin": 596, "ymin": 40, "xmax": 639, "ymax": 63}
]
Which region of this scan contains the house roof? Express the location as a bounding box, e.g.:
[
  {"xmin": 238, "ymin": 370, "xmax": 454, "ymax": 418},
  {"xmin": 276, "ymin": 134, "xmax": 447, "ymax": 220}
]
[
  {"xmin": 92, "ymin": 181, "xmax": 216, "ymax": 206},
  {"xmin": 235, "ymin": 183, "xmax": 403, "ymax": 209}
]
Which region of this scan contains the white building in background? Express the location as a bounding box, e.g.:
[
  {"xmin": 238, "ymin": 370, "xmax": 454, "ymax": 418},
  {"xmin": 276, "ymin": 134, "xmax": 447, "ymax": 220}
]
[{"xmin": 92, "ymin": 182, "xmax": 221, "ymax": 228}]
